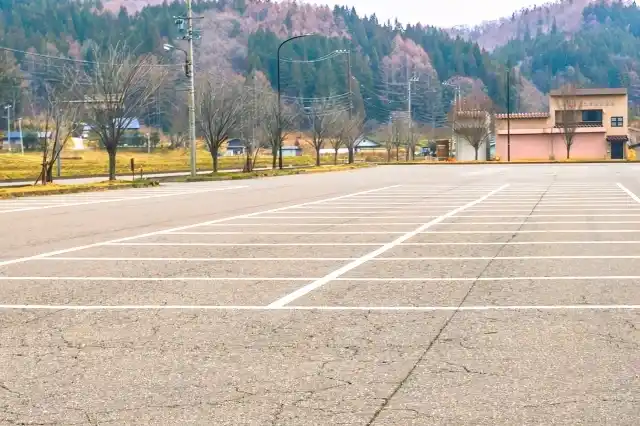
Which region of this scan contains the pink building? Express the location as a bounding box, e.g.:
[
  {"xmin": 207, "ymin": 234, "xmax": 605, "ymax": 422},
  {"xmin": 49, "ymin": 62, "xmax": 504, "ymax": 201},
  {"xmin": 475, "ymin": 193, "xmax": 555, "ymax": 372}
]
[{"xmin": 495, "ymin": 88, "xmax": 629, "ymax": 161}]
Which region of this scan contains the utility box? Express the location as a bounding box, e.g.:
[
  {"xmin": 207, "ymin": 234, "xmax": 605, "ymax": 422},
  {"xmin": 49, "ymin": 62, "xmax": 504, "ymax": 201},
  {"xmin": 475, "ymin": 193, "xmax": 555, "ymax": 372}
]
[{"xmin": 436, "ymin": 139, "xmax": 450, "ymax": 161}]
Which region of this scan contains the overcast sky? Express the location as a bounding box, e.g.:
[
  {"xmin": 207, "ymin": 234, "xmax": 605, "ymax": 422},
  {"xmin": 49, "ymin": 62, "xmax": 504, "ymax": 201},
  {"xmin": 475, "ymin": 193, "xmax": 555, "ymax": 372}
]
[{"xmin": 295, "ymin": 0, "xmax": 551, "ymax": 27}]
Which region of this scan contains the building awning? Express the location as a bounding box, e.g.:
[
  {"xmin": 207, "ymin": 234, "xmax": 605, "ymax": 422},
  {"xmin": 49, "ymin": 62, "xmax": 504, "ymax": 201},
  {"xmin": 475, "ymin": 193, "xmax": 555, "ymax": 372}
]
[{"xmin": 606, "ymin": 135, "xmax": 629, "ymax": 142}]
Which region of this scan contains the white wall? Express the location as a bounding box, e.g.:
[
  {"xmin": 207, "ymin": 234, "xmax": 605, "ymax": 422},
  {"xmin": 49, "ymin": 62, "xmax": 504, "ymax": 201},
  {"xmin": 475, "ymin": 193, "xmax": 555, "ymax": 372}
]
[{"xmin": 456, "ymin": 137, "xmax": 487, "ymax": 161}]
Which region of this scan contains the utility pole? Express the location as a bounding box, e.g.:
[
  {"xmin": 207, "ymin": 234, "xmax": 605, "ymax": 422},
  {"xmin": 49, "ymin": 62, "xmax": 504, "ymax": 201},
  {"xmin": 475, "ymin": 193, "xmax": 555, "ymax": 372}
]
[
  {"xmin": 407, "ymin": 71, "xmax": 419, "ymax": 160},
  {"xmin": 507, "ymin": 67, "xmax": 511, "ymax": 162},
  {"xmin": 347, "ymin": 50, "xmax": 352, "ymax": 119},
  {"xmin": 4, "ymin": 105, "xmax": 11, "ymax": 153},
  {"xmin": 18, "ymin": 117, "xmax": 23, "ymax": 155},
  {"xmin": 173, "ymin": 1, "xmax": 202, "ymax": 177}
]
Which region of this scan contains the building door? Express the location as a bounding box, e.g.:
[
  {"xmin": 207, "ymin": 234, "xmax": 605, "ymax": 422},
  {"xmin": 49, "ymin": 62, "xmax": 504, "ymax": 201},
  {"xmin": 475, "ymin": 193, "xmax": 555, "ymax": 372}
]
[{"xmin": 611, "ymin": 141, "xmax": 624, "ymax": 160}]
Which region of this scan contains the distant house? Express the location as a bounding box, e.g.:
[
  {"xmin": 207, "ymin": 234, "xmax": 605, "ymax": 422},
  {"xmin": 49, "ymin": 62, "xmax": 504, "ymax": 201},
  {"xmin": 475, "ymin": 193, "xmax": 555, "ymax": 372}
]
[
  {"xmin": 1, "ymin": 131, "xmax": 21, "ymax": 151},
  {"xmin": 82, "ymin": 118, "xmax": 141, "ymax": 140},
  {"xmin": 225, "ymin": 138, "xmax": 245, "ymax": 156},
  {"xmin": 281, "ymin": 146, "xmax": 302, "ymax": 157},
  {"xmin": 1, "ymin": 131, "xmax": 51, "ymax": 151},
  {"xmin": 355, "ymin": 137, "xmax": 380, "ymax": 152}
]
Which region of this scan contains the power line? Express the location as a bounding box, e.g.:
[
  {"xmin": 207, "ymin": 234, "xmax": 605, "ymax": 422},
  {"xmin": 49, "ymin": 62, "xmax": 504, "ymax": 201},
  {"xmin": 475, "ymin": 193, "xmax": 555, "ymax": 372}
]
[{"xmin": 0, "ymin": 46, "xmax": 182, "ymax": 68}]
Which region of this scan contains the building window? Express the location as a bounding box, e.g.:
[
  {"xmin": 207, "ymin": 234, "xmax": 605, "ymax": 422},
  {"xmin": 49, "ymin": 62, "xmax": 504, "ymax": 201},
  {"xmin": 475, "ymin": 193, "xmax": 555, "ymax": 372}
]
[
  {"xmin": 582, "ymin": 109, "xmax": 603, "ymax": 123},
  {"xmin": 611, "ymin": 116, "xmax": 624, "ymax": 127}
]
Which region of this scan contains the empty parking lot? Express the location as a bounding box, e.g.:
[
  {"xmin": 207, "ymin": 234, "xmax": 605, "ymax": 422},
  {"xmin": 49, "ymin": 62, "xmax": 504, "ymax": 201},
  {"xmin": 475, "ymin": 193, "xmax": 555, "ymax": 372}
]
[{"xmin": 0, "ymin": 164, "xmax": 638, "ymax": 425}]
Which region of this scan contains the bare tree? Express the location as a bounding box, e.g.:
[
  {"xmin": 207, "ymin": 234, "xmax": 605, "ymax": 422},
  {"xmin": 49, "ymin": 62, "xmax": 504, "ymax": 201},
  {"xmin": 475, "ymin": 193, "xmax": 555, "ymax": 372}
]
[
  {"xmin": 168, "ymin": 95, "xmax": 188, "ymax": 150},
  {"xmin": 555, "ymin": 83, "xmax": 582, "ymax": 159},
  {"xmin": 261, "ymin": 93, "xmax": 297, "ymax": 169},
  {"xmin": 391, "ymin": 115, "xmax": 407, "ymax": 161},
  {"xmin": 72, "ymin": 44, "xmax": 167, "ymax": 180},
  {"xmin": 342, "ymin": 114, "xmax": 365, "ymax": 164},
  {"xmin": 308, "ymin": 100, "xmax": 340, "ymax": 166},
  {"xmin": 37, "ymin": 82, "xmax": 82, "ymax": 184},
  {"xmin": 197, "ymin": 77, "xmax": 244, "ymax": 172},
  {"xmin": 328, "ymin": 112, "xmax": 347, "ymax": 165},
  {"xmin": 384, "ymin": 121, "xmax": 394, "ymax": 162},
  {"xmin": 452, "ymin": 95, "xmax": 494, "ymax": 161}
]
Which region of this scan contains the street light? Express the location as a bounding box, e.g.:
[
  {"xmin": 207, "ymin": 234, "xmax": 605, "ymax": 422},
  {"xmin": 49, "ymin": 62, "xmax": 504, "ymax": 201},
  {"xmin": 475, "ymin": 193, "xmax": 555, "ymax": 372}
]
[
  {"xmin": 164, "ymin": 42, "xmax": 197, "ymax": 176},
  {"xmin": 277, "ymin": 33, "xmax": 313, "ymax": 169}
]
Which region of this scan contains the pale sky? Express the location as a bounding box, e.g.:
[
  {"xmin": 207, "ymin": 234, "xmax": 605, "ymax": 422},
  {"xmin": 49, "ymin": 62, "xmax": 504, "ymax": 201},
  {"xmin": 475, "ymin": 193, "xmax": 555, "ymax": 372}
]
[{"xmin": 296, "ymin": 0, "xmax": 552, "ymax": 27}]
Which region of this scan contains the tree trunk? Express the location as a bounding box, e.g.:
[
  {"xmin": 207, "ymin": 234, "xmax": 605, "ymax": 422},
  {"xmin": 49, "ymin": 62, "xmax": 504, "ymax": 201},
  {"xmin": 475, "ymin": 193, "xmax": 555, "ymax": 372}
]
[
  {"xmin": 474, "ymin": 146, "xmax": 479, "ymax": 161},
  {"xmin": 566, "ymin": 143, "xmax": 571, "ymax": 159},
  {"xmin": 46, "ymin": 162, "xmax": 54, "ymax": 183},
  {"xmin": 212, "ymin": 150, "xmax": 219, "ymax": 173},
  {"xmin": 348, "ymin": 147, "xmax": 354, "ymax": 164},
  {"xmin": 272, "ymin": 148, "xmax": 277, "ymax": 169},
  {"xmin": 334, "ymin": 149, "xmax": 338, "ymax": 165},
  {"xmin": 386, "ymin": 149, "xmax": 391, "ymax": 163},
  {"xmin": 395, "ymin": 146, "xmax": 399, "ymax": 161},
  {"xmin": 107, "ymin": 149, "xmax": 117, "ymax": 181},
  {"xmin": 315, "ymin": 147, "xmax": 321, "ymax": 166}
]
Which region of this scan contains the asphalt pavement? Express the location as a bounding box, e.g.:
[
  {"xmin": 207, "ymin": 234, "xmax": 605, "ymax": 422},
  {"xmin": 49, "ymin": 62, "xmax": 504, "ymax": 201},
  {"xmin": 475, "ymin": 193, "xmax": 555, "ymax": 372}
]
[{"xmin": 0, "ymin": 164, "xmax": 638, "ymax": 425}]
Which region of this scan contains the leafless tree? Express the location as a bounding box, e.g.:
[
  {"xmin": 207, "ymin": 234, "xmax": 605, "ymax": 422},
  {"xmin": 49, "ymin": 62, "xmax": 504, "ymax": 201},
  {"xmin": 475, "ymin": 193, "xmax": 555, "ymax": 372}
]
[
  {"xmin": 37, "ymin": 82, "xmax": 82, "ymax": 184},
  {"xmin": 71, "ymin": 43, "xmax": 167, "ymax": 180},
  {"xmin": 261, "ymin": 93, "xmax": 297, "ymax": 169},
  {"xmin": 555, "ymin": 83, "xmax": 582, "ymax": 159},
  {"xmin": 452, "ymin": 95, "xmax": 494, "ymax": 161},
  {"xmin": 342, "ymin": 114, "xmax": 365, "ymax": 164},
  {"xmin": 391, "ymin": 114, "xmax": 408, "ymax": 161},
  {"xmin": 307, "ymin": 99, "xmax": 341, "ymax": 166},
  {"xmin": 197, "ymin": 77, "xmax": 245, "ymax": 172},
  {"xmin": 384, "ymin": 121, "xmax": 394, "ymax": 162},
  {"xmin": 328, "ymin": 112, "xmax": 347, "ymax": 165},
  {"xmin": 168, "ymin": 95, "xmax": 188, "ymax": 149}
]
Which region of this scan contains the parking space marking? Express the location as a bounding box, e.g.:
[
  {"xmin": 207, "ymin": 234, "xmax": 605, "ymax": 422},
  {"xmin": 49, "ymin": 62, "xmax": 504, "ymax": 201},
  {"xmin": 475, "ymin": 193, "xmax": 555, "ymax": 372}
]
[
  {"xmin": 402, "ymin": 241, "xmax": 640, "ymax": 245},
  {"xmin": 0, "ymin": 276, "xmax": 316, "ymax": 281},
  {"xmin": 0, "ymin": 185, "xmax": 399, "ymax": 267},
  {"xmin": 167, "ymin": 231, "xmax": 407, "ymax": 235},
  {"xmin": 42, "ymin": 257, "xmax": 356, "ymax": 261},
  {"xmin": 422, "ymin": 229, "xmax": 640, "ymax": 233},
  {"xmin": 0, "ymin": 185, "xmax": 249, "ymax": 214},
  {"xmin": 0, "ymin": 304, "xmax": 636, "ymax": 311},
  {"xmin": 108, "ymin": 242, "xmax": 382, "ymax": 246},
  {"xmin": 437, "ymin": 221, "xmax": 640, "ymax": 225},
  {"xmin": 267, "ymin": 184, "xmax": 509, "ymax": 308}
]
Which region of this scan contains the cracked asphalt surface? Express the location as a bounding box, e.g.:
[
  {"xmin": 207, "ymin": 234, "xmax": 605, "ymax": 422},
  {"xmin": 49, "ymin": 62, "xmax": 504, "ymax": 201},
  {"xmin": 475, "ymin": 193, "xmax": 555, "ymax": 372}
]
[{"xmin": 1, "ymin": 164, "xmax": 639, "ymax": 425}]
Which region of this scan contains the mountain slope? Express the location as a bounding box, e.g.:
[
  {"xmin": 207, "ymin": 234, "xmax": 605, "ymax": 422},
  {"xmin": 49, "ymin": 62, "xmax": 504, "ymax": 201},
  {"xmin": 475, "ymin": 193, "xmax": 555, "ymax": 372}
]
[
  {"xmin": 1, "ymin": 0, "xmax": 524, "ymax": 128},
  {"xmin": 450, "ymin": 0, "xmax": 599, "ymax": 51}
]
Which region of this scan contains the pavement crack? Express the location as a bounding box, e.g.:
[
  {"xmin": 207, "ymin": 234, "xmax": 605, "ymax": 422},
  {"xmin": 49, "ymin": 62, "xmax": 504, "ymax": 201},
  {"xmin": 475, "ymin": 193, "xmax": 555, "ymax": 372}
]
[{"xmin": 364, "ymin": 181, "xmax": 554, "ymax": 426}]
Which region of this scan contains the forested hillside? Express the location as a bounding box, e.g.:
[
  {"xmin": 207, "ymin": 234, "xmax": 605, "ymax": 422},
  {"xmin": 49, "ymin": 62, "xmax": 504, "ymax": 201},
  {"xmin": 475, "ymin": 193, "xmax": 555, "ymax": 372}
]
[
  {"xmin": 4, "ymin": 0, "xmax": 640, "ymax": 130},
  {"xmin": 495, "ymin": 1, "xmax": 640, "ymax": 102},
  {"xmin": 0, "ymin": 0, "xmax": 519, "ymax": 131}
]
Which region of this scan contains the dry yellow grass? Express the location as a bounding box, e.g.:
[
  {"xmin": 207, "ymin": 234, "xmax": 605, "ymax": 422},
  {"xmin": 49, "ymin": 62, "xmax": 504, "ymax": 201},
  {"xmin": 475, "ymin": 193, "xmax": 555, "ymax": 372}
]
[{"xmin": 0, "ymin": 150, "xmax": 316, "ymax": 180}]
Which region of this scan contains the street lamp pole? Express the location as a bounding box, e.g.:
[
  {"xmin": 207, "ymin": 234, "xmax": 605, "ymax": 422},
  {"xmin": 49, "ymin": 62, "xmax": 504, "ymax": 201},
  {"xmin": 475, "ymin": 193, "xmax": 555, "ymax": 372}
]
[{"xmin": 277, "ymin": 34, "xmax": 312, "ymax": 170}]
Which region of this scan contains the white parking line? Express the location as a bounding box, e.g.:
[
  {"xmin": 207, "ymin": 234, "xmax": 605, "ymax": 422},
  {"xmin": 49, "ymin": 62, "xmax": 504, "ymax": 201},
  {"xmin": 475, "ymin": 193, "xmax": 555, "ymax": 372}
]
[
  {"xmin": 0, "ymin": 185, "xmax": 399, "ymax": 267},
  {"xmin": 0, "ymin": 304, "xmax": 635, "ymax": 311},
  {"xmin": 402, "ymin": 241, "xmax": 640, "ymax": 245},
  {"xmin": 0, "ymin": 185, "xmax": 248, "ymax": 214},
  {"xmin": 436, "ymin": 221, "xmax": 640, "ymax": 225},
  {"xmin": 42, "ymin": 257, "xmax": 354, "ymax": 261},
  {"xmin": 0, "ymin": 276, "xmax": 316, "ymax": 281},
  {"xmin": 267, "ymin": 184, "xmax": 509, "ymax": 308},
  {"xmin": 108, "ymin": 242, "xmax": 381, "ymax": 246},
  {"xmin": 421, "ymin": 230, "xmax": 640, "ymax": 234},
  {"xmin": 167, "ymin": 231, "xmax": 406, "ymax": 235}
]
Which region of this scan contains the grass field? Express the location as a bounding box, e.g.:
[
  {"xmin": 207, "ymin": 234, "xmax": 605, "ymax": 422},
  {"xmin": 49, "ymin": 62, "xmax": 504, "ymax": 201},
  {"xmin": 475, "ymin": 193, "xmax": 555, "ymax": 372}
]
[{"xmin": 0, "ymin": 150, "xmax": 322, "ymax": 180}]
